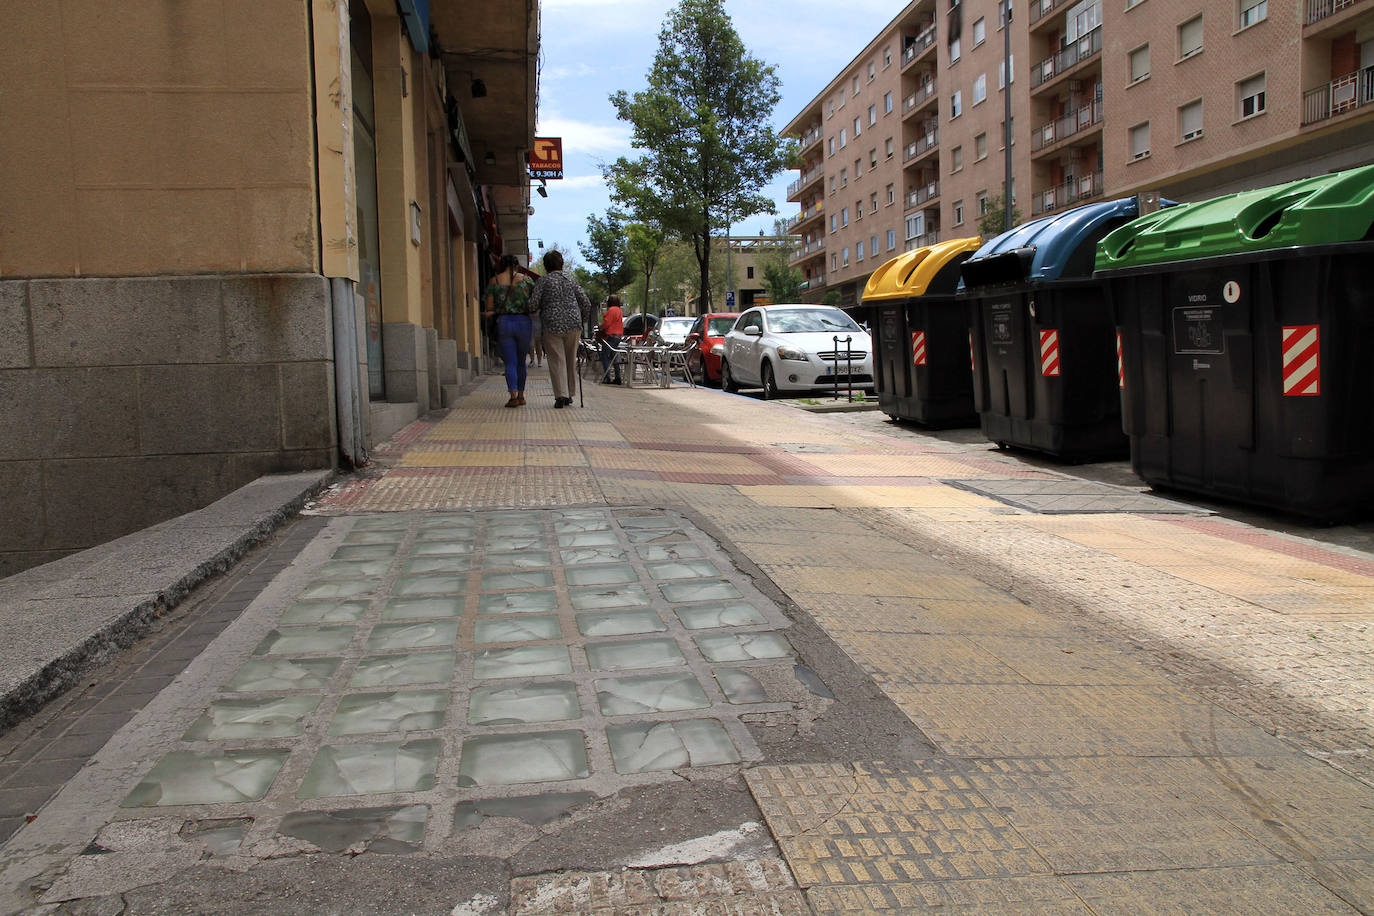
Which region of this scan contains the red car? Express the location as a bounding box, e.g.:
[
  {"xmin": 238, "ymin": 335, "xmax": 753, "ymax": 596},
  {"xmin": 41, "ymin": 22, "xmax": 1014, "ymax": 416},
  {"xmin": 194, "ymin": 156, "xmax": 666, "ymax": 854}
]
[{"xmin": 682, "ymin": 312, "xmax": 741, "ymax": 386}]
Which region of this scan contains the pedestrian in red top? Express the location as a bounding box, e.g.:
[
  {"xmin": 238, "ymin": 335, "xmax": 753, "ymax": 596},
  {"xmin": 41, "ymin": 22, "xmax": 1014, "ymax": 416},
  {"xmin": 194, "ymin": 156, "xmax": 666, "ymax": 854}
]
[{"xmin": 598, "ymin": 295, "xmax": 625, "ymax": 384}]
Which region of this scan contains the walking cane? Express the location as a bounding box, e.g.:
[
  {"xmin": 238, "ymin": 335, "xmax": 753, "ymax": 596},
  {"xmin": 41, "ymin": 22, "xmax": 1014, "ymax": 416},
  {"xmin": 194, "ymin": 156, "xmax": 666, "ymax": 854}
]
[{"xmin": 578, "ymin": 343, "xmax": 585, "ymax": 408}]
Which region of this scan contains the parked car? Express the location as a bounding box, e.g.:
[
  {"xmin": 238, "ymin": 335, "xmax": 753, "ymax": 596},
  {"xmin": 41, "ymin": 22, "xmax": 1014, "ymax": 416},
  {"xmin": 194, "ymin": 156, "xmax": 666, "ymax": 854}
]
[
  {"xmin": 682, "ymin": 312, "xmax": 741, "ymax": 386},
  {"xmin": 719, "ymin": 305, "xmax": 873, "ymax": 399},
  {"xmin": 622, "ymin": 313, "xmax": 659, "ymax": 342},
  {"xmin": 656, "ymin": 316, "xmax": 695, "ymax": 345}
]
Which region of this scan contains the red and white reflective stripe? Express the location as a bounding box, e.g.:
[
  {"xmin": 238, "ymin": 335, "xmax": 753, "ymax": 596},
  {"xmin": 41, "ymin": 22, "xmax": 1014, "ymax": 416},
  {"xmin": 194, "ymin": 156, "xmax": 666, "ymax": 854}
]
[
  {"xmin": 912, "ymin": 330, "xmax": 927, "ymax": 366},
  {"xmin": 1039, "ymin": 329, "xmax": 1061, "ymax": 377},
  {"xmin": 1282, "ymin": 324, "xmax": 1320, "ymax": 396},
  {"xmin": 1116, "ymin": 332, "xmax": 1124, "ymax": 389},
  {"xmin": 968, "ymin": 331, "xmax": 976, "ymax": 371}
]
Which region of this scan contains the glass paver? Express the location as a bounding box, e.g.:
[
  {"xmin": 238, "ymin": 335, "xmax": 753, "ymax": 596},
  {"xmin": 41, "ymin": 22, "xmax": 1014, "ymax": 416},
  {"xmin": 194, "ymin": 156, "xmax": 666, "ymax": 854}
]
[
  {"xmin": 468, "ymin": 683, "xmax": 581, "ymax": 725},
  {"xmin": 480, "ymin": 570, "xmax": 555, "ymax": 591},
  {"xmin": 585, "ymin": 638, "xmax": 686, "ymax": 672},
  {"xmin": 558, "ymin": 531, "xmax": 620, "ymax": 548},
  {"xmin": 350, "ymin": 653, "xmax": 456, "ymax": 688},
  {"xmin": 474, "ymin": 616, "xmax": 561, "ymax": 644},
  {"xmin": 333, "ymin": 544, "xmax": 399, "ymax": 561},
  {"xmin": 457, "ymin": 731, "xmax": 589, "ymax": 787},
  {"xmin": 565, "ymin": 564, "xmax": 638, "ymax": 587},
  {"xmin": 184, "ymin": 696, "xmax": 322, "ymax": 741},
  {"xmin": 318, "ymin": 559, "xmax": 392, "ymax": 578},
  {"xmin": 477, "ymin": 591, "xmax": 558, "ymax": 615},
  {"xmin": 714, "ymin": 668, "xmax": 768, "ymax": 704},
  {"xmin": 327, "ymin": 691, "xmax": 449, "ymax": 736},
  {"xmin": 694, "ymin": 632, "xmax": 793, "ymax": 662},
  {"xmin": 483, "ymin": 536, "xmax": 544, "ymax": 552},
  {"xmin": 616, "ymin": 516, "xmax": 679, "ymax": 529},
  {"xmin": 645, "ymin": 560, "xmax": 721, "ymax": 581},
  {"xmin": 555, "ymin": 519, "xmax": 612, "ymax": 534},
  {"xmin": 484, "ymin": 550, "xmax": 553, "ymax": 569},
  {"xmin": 382, "ymin": 596, "xmax": 464, "ymax": 620},
  {"xmin": 560, "ymin": 547, "xmax": 629, "ymax": 565},
  {"xmin": 411, "ymin": 540, "xmax": 475, "ymax": 555},
  {"xmin": 297, "ymin": 579, "xmax": 376, "ymax": 600},
  {"xmin": 223, "ymin": 658, "xmax": 341, "ymax": 693},
  {"xmin": 280, "ymin": 599, "xmax": 370, "ymax": 625},
  {"xmin": 485, "ymin": 523, "xmax": 544, "ymax": 538},
  {"xmin": 400, "ymin": 556, "xmax": 473, "ymax": 574},
  {"xmin": 453, "ymin": 793, "xmax": 595, "ymax": 829},
  {"xmin": 344, "ymin": 530, "xmax": 406, "ymax": 546},
  {"xmin": 392, "ymin": 574, "xmax": 467, "ymax": 596},
  {"xmin": 419, "ymin": 516, "xmax": 478, "ymax": 531},
  {"xmin": 298, "ymin": 740, "xmax": 441, "ymax": 798},
  {"xmin": 624, "ymin": 529, "xmax": 690, "ymax": 544},
  {"xmin": 606, "ymin": 719, "xmax": 740, "ymax": 774},
  {"xmin": 473, "ymin": 645, "xmax": 573, "ymax": 679},
  {"xmin": 597, "ymin": 673, "xmax": 710, "ymax": 716},
  {"xmin": 635, "ymin": 543, "xmax": 705, "ymax": 561},
  {"xmin": 674, "ymin": 602, "xmax": 768, "ymax": 630},
  {"xmin": 123, "ymin": 749, "xmax": 290, "ymax": 807},
  {"xmin": 352, "ymin": 516, "xmax": 409, "ymax": 530},
  {"xmin": 555, "ymin": 509, "xmax": 607, "ymax": 520},
  {"xmin": 575, "ymin": 610, "xmax": 666, "ymax": 637},
  {"xmin": 255, "ymin": 627, "xmax": 356, "ymax": 656},
  {"xmin": 660, "ymin": 580, "xmax": 743, "ymax": 603},
  {"xmin": 278, "ymin": 804, "xmax": 427, "ymax": 854},
  {"xmin": 569, "ymin": 585, "xmax": 650, "ymax": 611},
  {"xmin": 367, "ymin": 621, "xmax": 460, "ymax": 651}
]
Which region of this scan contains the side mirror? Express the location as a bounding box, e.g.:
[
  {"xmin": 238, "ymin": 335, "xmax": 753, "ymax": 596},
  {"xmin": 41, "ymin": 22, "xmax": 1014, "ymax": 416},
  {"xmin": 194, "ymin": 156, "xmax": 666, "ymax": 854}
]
[{"xmin": 744, "ymin": 326, "xmax": 763, "ymax": 337}]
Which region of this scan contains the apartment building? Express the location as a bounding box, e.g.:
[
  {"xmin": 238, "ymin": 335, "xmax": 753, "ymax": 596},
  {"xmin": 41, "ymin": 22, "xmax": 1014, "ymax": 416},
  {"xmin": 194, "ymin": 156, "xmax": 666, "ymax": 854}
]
[{"xmin": 785, "ymin": 0, "xmax": 1374, "ymax": 305}]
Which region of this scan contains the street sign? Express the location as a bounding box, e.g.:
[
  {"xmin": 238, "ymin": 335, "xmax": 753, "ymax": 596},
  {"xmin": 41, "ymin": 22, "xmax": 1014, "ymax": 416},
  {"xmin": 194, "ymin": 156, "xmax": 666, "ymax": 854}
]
[
  {"xmin": 528, "ymin": 138, "xmax": 563, "ymax": 179},
  {"xmin": 725, "ymin": 290, "xmax": 736, "ymax": 308}
]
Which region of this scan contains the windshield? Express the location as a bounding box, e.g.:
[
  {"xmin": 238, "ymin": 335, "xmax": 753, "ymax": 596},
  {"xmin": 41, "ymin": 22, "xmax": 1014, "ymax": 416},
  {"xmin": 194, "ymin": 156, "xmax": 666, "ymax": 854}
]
[
  {"xmin": 767, "ymin": 308, "xmax": 861, "ymax": 334},
  {"xmin": 707, "ymin": 316, "xmax": 737, "ymax": 336},
  {"xmin": 658, "ymin": 317, "xmax": 694, "ymax": 342}
]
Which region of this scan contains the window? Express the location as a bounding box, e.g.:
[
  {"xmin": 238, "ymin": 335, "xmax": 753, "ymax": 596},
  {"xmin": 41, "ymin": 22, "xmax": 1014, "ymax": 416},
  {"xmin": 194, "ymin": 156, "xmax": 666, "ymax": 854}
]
[
  {"xmin": 871, "ymin": 234, "xmax": 879, "ymax": 256},
  {"xmin": 975, "ymin": 132, "xmax": 987, "ymax": 160},
  {"xmin": 854, "ymin": 117, "xmax": 862, "ymax": 137},
  {"xmin": 883, "ymin": 91, "xmax": 893, "ymax": 113},
  {"xmin": 842, "ymin": 247, "xmax": 850, "ymax": 267},
  {"xmin": 977, "ymin": 191, "xmax": 989, "ymax": 216},
  {"xmin": 746, "ymin": 266, "xmax": 755, "ymax": 279},
  {"xmin": 868, "ymin": 104, "xmax": 877, "ymax": 126},
  {"xmin": 870, "ymin": 148, "xmax": 878, "ymax": 167},
  {"xmin": 1179, "ymin": 98, "xmax": 1203, "ymax": 140},
  {"xmin": 1239, "ymin": 73, "xmax": 1266, "ymax": 118},
  {"xmin": 852, "ymin": 76, "xmax": 860, "ymax": 96},
  {"xmin": 1129, "ymin": 44, "xmax": 1149, "ymax": 83},
  {"xmin": 1001, "ymin": 117, "xmax": 1015, "ymax": 147},
  {"xmin": 832, "ymin": 253, "xmax": 838, "ymax": 269},
  {"xmin": 904, "ymin": 213, "xmax": 922, "ymax": 240},
  {"xmin": 998, "ymin": 55, "xmax": 1015, "ymax": 89},
  {"xmin": 840, "ymin": 167, "xmax": 848, "ymax": 187},
  {"xmin": 952, "ymin": 145, "xmax": 963, "ymax": 171},
  {"xmin": 998, "ymin": 0, "xmax": 1012, "ymax": 26},
  {"xmin": 854, "ymin": 158, "xmax": 862, "ymax": 178},
  {"xmin": 868, "ymin": 61, "xmax": 876, "ymax": 81},
  {"xmin": 950, "ymin": 90, "xmax": 963, "ymax": 118},
  {"xmin": 886, "ymin": 183, "xmax": 895, "ymax": 204},
  {"xmin": 884, "ymin": 47, "xmax": 892, "ymax": 68},
  {"xmin": 830, "ymin": 214, "xmax": 837, "ymax": 232},
  {"xmin": 949, "ymin": 36, "xmax": 961, "ymax": 62},
  {"xmin": 857, "ymin": 240, "xmax": 865, "ymax": 260},
  {"xmin": 828, "ymin": 137, "xmax": 835, "ymax": 156},
  {"xmin": 838, "ymin": 90, "xmax": 845, "ymax": 108},
  {"xmin": 953, "ymin": 200, "xmax": 965, "ymax": 225},
  {"xmin": 1239, "ymin": 0, "xmax": 1266, "ymax": 27},
  {"xmin": 839, "ymin": 128, "xmax": 847, "ymax": 148},
  {"xmin": 973, "ymin": 73, "xmax": 987, "ymax": 104},
  {"xmin": 829, "ymin": 176, "xmax": 836, "ymax": 194},
  {"xmin": 973, "ymin": 17, "xmax": 986, "ymax": 46},
  {"xmin": 886, "ymin": 229, "xmax": 897, "ymax": 250},
  {"xmin": 1130, "ymin": 122, "xmax": 1150, "ymax": 159},
  {"xmin": 885, "ymin": 137, "xmax": 894, "ymax": 158},
  {"xmin": 1179, "ymin": 15, "xmax": 1203, "ymax": 59},
  {"xmin": 841, "ymin": 206, "xmax": 849, "ymax": 227},
  {"xmin": 828, "ymin": 99, "xmax": 835, "ymax": 117},
  {"xmin": 870, "ymin": 193, "xmax": 878, "ymax": 213},
  {"xmin": 856, "ymin": 198, "xmax": 863, "ymax": 219}
]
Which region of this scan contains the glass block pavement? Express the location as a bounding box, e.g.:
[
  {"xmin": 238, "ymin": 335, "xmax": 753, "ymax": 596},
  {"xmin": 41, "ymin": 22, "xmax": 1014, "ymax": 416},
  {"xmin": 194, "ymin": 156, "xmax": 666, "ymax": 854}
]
[{"xmin": 117, "ymin": 508, "xmax": 796, "ymax": 854}]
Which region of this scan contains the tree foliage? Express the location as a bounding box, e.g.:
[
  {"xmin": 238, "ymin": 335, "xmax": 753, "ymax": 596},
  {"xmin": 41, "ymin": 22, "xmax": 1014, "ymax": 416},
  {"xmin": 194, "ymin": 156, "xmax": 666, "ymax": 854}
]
[
  {"xmin": 604, "ymin": 0, "xmax": 791, "ymax": 313},
  {"xmin": 755, "ymin": 218, "xmax": 803, "ymax": 303},
  {"xmin": 977, "ymin": 194, "xmax": 1022, "ymax": 237},
  {"xmin": 625, "ymin": 222, "xmax": 668, "ymax": 312},
  {"xmin": 578, "ymin": 211, "xmax": 636, "ymax": 297}
]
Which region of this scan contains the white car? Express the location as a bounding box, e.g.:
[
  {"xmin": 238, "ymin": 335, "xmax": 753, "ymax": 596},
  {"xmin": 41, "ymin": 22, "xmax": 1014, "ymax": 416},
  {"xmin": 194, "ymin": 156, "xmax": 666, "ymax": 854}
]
[
  {"xmin": 656, "ymin": 316, "xmax": 695, "ymax": 345},
  {"xmin": 718, "ymin": 305, "xmax": 874, "ymax": 399}
]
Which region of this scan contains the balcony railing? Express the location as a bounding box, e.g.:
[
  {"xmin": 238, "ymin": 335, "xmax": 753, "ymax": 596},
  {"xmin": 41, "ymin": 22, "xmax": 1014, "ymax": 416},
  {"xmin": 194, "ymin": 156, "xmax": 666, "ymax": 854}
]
[
  {"xmin": 1306, "ymin": 0, "xmax": 1367, "ymax": 25},
  {"xmin": 786, "ymin": 166, "xmax": 823, "ymax": 198},
  {"xmin": 903, "ymin": 127, "xmax": 939, "ymax": 163},
  {"xmin": 903, "ymin": 81, "xmax": 938, "ymax": 117},
  {"xmin": 1031, "ymin": 98, "xmax": 1104, "ymax": 152},
  {"xmin": 1031, "ymin": 25, "xmax": 1103, "ymax": 89},
  {"xmin": 1302, "ymin": 66, "xmax": 1374, "ymax": 125},
  {"xmin": 905, "ymin": 181, "xmax": 940, "ymax": 210},
  {"xmin": 902, "ymin": 24, "xmax": 936, "ymax": 66},
  {"xmin": 790, "ymin": 238, "xmax": 827, "ymax": 263},
  {"xmin": 1029, "ymin": 0, "xmax": 1072, "ymax": 24},
  {"xmin": 904, "ymin": 230, "xmax": 941, "ymax": 251},
  {"xmin": 799, "ymin": 273, "xmax": 827, "ymax": 290},
  {"xmin": 786, "ymin": 201, "xmax": 824, "ymax": 231},
  {"xmin": 797, "ymin": 125, "xmax": 823, "ymax": 152},
  {"xmin": 1032, "ymin": 170, "xmax": 1104, "ymax": 216}
]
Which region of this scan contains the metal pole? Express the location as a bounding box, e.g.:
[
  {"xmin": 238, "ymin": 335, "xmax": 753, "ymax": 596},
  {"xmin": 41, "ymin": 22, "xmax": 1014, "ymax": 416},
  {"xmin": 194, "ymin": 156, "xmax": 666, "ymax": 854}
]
[
  {"xmin": 1003, "ymin": 0, "xmax": 1014, "ymax": 233},
  {"xmin": 844, "ymin": 335, "xmax": 854, "ymax": 403}
]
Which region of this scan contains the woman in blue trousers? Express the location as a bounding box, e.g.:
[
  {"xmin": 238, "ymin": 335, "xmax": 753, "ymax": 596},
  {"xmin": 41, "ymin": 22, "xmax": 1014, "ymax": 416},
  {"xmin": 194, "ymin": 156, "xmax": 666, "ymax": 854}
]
[{"xmin": 483, "ymin": 254, "xmax": 536, "ymax": 407}]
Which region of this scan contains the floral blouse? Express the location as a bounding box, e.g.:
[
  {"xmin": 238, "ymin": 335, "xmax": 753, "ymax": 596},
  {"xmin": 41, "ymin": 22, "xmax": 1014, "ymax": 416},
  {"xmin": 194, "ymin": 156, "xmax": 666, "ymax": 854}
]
[{"xmin": 484, "ymin": 276, "xmax": 534, "ymax": 315}]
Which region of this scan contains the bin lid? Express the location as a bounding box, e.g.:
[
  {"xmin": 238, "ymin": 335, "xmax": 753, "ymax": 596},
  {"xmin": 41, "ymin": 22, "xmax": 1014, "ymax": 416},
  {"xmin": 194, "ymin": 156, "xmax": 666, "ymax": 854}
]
[
  {"xmin": 861, "ymin": 236, "xmax": 982, "ymax": 302},
  {"xmin": 960, "ymin": 197, "xmax": 1143, "ymax": 289},
  {"xmin": 1096, "ymin": 163, "xmax": 1374, "ymax": 271}
]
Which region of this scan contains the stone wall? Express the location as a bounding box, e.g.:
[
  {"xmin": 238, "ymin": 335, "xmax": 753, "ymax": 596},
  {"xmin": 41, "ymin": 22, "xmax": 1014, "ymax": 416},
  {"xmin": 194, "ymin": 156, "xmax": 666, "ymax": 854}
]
[{"xmin": 0, "ymin": 274, "xmax": 337, "ymax": 577}]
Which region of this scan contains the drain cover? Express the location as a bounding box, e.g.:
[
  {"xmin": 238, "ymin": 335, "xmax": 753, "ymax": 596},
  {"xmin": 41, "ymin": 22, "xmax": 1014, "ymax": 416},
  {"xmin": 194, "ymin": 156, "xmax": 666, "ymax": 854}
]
[{"xmin": 945, "ymin": 479, "xmax": 1209, "ymax": 515}]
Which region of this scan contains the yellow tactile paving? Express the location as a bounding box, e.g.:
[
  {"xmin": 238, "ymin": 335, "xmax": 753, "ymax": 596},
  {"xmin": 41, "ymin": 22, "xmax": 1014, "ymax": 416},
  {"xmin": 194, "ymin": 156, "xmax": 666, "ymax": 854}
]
[
  {"xmin": 583, "ymin": 447, "xmax": 771, "ymax": 475},
  {"xmin": 522, "ymin": 449, "xmax": 590, "ymax": 467},
  {"xmin": 788, "ymin": 453, "xmax": 1007, "ymax": 480},
  {"xmin": 1154, "ymin": 565, "xmax": 1303, "ymax": 594},
  {"xmin": 762, "ymin": 567, "xmax": 1005, "ymax": 601},
  {"xmin": 571, "ymin": 422, "xmax": 627, "ymax": 442},
  {"xmin": 397, "ymin": 450, "xmax": 523, "ymax": 467},
  {"xmin": 739, "ymin": 484, "xmax": 1002, "ymax": 510}
]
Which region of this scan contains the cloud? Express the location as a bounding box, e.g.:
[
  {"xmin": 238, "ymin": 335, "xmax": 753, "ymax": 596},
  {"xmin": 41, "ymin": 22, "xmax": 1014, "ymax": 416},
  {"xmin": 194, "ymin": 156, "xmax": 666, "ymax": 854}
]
[{"xmin": 535, "ymin": 116, "xmax": 633, "ymax": 157}]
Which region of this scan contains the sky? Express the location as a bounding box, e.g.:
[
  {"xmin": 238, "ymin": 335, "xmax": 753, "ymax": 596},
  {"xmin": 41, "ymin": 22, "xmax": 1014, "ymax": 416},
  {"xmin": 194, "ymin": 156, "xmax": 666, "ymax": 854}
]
[{"xmin": 527, "ymin": 0, "xmax": 903, "ymax": 263}]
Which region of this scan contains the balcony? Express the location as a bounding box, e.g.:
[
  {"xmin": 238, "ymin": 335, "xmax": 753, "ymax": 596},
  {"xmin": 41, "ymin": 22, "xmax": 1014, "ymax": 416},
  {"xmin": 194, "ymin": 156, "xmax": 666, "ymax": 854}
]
[
  {"xmin": 1302, "ymin": 66, "xmax": 1374, "ymax": 125},
  {"xmin": 786, "ymin": 166, "xmax": 824, "ymax": 200},
  {"xmin": 904, "ymin": 230, "xmax": 941, "ymax": 251},
  {"xmin": 1031, "ymin": 98, "xmax": 1104, "ymax": 154},
  {"xmin": 1306, "ymin": 0, "xmax": 1370, "ymax": 25},
  {"xmin": 787, "ymin": 201, "xmax": 824, "ymax": 231},
  {"xmin": 902, "ymin": 24, "xmax": 937, "ymax": 68},
  {"xmin": 1031, "ymin": 25, "xmax": 1102, "ymax": 90},
  {"xmin": 902, "ymin": 81, "xmax": 938, "ymax": 119},
  {"xmin": 790, "ymin": 238, "xmax": 827, "ymax": 264},
  {"xmin": 797, "ymin": 125, "xmax": 823, "ymax": 153},
  {"xmin": 1029, "ymin": 0, "xmax": 1073, "ymax": 26},
  {"xmin": 799, "ymin": 273, "xmax": 827, "ymax": 290},
  {"xmin": 903, "ymin": 127, "xmax": 939, "ymax": 165},
  {"xmin": 1032, "ymin": 170, "xmax": 1104, "ymax": 216},
  {"xmin": 905, "ymin": 180, "xmax": 940, "ymax": 211}
]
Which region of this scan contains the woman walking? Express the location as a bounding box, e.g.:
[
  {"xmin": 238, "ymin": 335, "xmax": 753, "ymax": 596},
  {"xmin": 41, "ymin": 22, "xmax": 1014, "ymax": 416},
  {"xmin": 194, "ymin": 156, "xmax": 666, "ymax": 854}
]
[
  {"xmin": 528, "ymin": 249, "xmax": 592, "ymax": 408},
  {"xmin": 483, "ymin": 253, "xmax": 535, "ymax": 407}
]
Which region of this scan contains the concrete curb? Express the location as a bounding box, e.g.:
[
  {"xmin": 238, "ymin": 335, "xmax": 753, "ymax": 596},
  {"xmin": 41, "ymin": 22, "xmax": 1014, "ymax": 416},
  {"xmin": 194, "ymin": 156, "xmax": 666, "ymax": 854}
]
[
  {"xmin": 0, "ymin": 470, "xmax": 335, "ymax": 732},
  {"xmin": 784, "ymin": 399, "xmax": 882, "ymax": 413}
]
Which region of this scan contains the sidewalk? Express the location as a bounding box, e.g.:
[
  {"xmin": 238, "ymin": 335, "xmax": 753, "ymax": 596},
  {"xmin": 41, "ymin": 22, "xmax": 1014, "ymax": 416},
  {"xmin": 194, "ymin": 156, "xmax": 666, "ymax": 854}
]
[{"xmin": 2, "ymin": 368, "xmax": 1372, "ymax": 914}]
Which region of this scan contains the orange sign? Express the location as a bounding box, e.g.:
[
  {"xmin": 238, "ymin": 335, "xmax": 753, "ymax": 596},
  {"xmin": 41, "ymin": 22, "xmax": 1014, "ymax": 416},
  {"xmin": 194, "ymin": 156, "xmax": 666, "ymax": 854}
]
[{"xmin": 529, "ymin": 137, "xmax": 563, "ymax": 179}]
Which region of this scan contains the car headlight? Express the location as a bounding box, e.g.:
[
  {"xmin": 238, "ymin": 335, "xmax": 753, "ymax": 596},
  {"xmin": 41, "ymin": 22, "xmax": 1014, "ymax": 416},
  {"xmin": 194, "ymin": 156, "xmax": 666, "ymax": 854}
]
[
  {"xmin": 775, "ymin": 346, "xmax": 809, "ymax": 361},
  {"xmin": 710, "ymin": 344, "xmax": 724, "ymax": 356}
]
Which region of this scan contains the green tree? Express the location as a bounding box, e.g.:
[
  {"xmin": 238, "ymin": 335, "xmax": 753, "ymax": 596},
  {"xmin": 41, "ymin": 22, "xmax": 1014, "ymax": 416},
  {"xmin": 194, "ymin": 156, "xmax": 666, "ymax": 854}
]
[
  {"xmin": 604, "ymin": 0, "xmax": 791, "ymax": 313},
  {"xmin": 977, "ymin": 194, "xmax": 1022, "ymax": 237},
  {"xmin": 626, "ymin": 222, "xmax": 668, "ymax": 313},
  {"xmin": 755, "ymin": 218, "xmax": 803, "ymax": 303},
  {"xmin": 578, "ymin": 211, "xmax": 635, "ymax": 297}
]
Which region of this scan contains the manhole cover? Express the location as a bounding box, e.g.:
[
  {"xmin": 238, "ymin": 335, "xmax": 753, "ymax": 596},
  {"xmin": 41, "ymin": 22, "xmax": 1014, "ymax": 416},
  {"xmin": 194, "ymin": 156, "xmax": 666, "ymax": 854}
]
[{"xmin": 945, "ymin": 479, "xmax": 1210, "ymax": 515}]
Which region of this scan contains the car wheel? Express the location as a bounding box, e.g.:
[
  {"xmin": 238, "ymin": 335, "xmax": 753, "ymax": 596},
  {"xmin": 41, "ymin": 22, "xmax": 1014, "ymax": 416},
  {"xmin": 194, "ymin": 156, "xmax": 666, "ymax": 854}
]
[
  {"xmin": 761, "ymin": 361, "xmax": 779, "ymax": 400},
  {"xmin": 720, "ymin": 359, "xmax": 740, "ymax": 393}
]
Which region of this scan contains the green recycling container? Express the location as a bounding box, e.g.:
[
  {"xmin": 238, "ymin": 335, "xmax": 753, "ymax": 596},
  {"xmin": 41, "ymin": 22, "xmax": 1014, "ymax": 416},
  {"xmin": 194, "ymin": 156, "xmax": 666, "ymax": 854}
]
[{"xmin": 1097, "ymin": 163, "xmax": 1374, "ymax": 521}]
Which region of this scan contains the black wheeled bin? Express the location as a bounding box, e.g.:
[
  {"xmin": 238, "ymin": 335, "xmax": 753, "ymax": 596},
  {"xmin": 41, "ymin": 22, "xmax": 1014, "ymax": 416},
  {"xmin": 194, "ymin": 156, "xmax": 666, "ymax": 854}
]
[
  {"xmin": 960, "ymin": 197, "xmax": 1149, "ymax": 460},
  {"xmin": 1096, "ymin": 164, "xmax": 1374, "ymax": 521},
  {"xmin": 858, "ymin": 237, "xmax": 982, "ymax": 426}
]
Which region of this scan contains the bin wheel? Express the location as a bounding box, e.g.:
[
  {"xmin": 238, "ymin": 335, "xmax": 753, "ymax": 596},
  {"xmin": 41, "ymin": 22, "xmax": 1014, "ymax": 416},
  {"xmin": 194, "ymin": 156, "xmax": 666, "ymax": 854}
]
[
  {"xmin": 761, "ymin": 362, "xmax": 779, "ymax": 400},
  {"xmin": 721, "ymin": 359, "xmax": 740, "ymax": 393}
]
